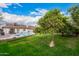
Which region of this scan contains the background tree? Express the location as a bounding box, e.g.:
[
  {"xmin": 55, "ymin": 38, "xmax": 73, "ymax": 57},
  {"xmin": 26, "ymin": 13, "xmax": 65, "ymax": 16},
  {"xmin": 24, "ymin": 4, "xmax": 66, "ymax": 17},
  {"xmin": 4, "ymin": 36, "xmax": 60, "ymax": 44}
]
[
  {"xmin": 68, "ymin": 4, "xmax": 79, "ymax": 36},
  {"xmin": 68, "ymin": 4, "xmax": 79, "ymax": 27}
]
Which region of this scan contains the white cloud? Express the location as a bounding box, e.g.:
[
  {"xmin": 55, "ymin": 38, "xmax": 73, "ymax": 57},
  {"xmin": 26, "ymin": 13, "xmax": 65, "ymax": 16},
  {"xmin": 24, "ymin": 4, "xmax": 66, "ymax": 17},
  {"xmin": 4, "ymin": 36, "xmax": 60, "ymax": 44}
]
[
  {"xmin": 2, "ymin": 12, "xmax": 27, "ymax": 23},
  {"xmin": 0, "ymin": 3, "xmax": 8, "ymax": 8},
  {"xmin": 1, "ymin": 8, "xmax": 48, "ymax": 26},
  {"xmin": 0, "ymin": 3, "xmax": 23, "ymax": 8},
  {"xmin": 2, "ymin": 12, "xmax": 41, "ymax": 26},
  {"xmin": 0, "ymin": 3, "xmax": 12, "ymax": 8},
  {"xmin": 30, "ymin": 8, "xmax": 48, "ymax": 16},
  {"xmin": 15, "ymin": 3, "xmax": 23, "ymax": 7}
]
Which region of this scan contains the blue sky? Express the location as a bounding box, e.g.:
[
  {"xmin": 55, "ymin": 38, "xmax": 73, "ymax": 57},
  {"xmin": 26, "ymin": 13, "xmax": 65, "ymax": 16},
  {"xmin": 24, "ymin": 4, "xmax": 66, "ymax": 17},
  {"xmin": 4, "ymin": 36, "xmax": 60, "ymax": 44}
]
[
  {"xmin": 1, "ymin": 3, "xmax": 74, "ymax": 16},
  {"xmin": 0, "ymin": 3, "xmax": 76, "ymax": 26}
]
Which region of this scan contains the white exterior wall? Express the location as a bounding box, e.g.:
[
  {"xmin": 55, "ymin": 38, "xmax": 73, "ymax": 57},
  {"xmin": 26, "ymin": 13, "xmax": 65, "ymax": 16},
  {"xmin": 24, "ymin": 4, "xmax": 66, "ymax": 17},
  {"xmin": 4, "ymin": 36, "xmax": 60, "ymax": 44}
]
[
  {"xmin": 0, "ymin": 24, "xmax": 6, "ymax": 29},
  {"xmin": 19, "ymin": 29, "xmax": 24, "ymax": 33},
  {"xmin": 18, "ymin": 29, "xmax": 33, "ymax": 33},
  {"xmin": 2, "ymin": 28, "xmax": 34, "ymax": 35},
  {"xmin": 26, "ymin": 29, "xmax": 34, "ymax": 34},
  {"xmin": 23, "ymin": 29, "xmax": 33, "ymax": 32},
  {"xmin": 15, "ymin": 29, "xmax": 18, "ymax": 33},
  {"xmin": 24, "ymin": 29, "xmax": 28, "ymax": 32},
  {"xmin": 3, "ymin": 28, "xmax": 10, "ymax": 35}
]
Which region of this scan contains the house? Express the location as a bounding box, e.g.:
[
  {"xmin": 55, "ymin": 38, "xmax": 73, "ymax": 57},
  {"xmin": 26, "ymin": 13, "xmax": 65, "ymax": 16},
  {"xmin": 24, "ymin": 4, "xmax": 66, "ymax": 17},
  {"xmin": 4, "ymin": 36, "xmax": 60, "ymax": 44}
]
[
  {"xmin": 0, "ymin": 20, "xmax": 7, "ymax": 35},
  {"xmin": 0, "ymin": 23, "xmax": 34, "ymax": 35}
]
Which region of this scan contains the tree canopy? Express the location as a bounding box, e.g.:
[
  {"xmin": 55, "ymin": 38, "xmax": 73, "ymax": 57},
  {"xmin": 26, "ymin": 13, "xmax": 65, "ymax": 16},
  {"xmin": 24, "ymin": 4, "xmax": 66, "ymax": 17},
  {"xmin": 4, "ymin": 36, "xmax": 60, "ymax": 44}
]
[
  {"xmin": 37, "ymin": 9, "xmax": 68, "ymax": 33},
  {"xmin": 34, "ymin": 5, "xmax": 79, "ymax": 36},
  {"xmin": 68, "ymin": 5, "xmax": 79, "ymax": 27}
]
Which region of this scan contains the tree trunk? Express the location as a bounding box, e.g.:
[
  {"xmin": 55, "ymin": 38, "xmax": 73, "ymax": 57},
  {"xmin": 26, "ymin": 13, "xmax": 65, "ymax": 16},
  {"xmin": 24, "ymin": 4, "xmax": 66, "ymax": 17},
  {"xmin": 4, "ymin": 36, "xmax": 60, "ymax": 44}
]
[
  {"xmin": 49, "ymin": 40, "xmax": 55, "ymax": 47},
  {"xmin": 49, "ymin": 31, "xmax": 55, "ymax": 48}
]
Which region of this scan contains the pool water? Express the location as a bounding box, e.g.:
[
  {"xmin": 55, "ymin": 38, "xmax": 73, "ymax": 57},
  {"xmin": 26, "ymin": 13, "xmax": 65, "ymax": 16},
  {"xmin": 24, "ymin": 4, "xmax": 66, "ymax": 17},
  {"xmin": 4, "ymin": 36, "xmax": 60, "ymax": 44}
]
[{"xmin": 15, "ymin": 31, "xmax": 35, "ymax": 37}]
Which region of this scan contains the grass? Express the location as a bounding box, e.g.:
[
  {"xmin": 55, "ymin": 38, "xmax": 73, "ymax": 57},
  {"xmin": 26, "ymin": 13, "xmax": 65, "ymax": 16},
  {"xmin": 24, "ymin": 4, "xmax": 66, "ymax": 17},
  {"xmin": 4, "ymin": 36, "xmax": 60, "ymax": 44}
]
[{"xmin": 0, "ymin": 34, "xmax": 79, "ymax": 56}]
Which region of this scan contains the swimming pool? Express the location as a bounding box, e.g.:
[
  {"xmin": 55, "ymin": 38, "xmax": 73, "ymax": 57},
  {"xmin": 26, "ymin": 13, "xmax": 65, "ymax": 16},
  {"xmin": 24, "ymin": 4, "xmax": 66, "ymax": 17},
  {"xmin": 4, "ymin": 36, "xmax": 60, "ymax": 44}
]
[{"xmin": 15, "ymin": 31, "xmax": 35, "ymax": 38}]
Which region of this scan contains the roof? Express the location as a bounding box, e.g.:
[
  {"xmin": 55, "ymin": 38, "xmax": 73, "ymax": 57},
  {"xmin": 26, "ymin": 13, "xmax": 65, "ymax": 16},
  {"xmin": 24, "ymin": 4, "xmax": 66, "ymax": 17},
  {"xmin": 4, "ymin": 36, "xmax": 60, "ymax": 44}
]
[{"xmin": 3, "ymin": 25, "xmax": 34, "ymax": 30}]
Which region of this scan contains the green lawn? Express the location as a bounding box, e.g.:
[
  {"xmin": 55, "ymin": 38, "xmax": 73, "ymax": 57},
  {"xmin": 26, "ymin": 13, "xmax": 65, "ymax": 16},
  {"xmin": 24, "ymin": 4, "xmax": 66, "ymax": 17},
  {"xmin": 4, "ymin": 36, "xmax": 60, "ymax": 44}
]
[{"xmin": 0, "ymin": 34, "xmax": 79, "ymax": 56}]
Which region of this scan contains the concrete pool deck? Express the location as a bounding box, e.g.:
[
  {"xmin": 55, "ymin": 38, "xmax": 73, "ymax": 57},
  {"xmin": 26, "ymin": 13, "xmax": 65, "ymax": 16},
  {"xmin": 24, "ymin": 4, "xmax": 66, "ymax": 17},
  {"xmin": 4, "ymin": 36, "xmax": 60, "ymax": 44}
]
[
  {"xmin": 0, "ymin": 32, "xmax": 35, "ymax": 40},
  {"xmin": 0, "ymin": 34, "xmax": 15, "ymax": 40}
]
